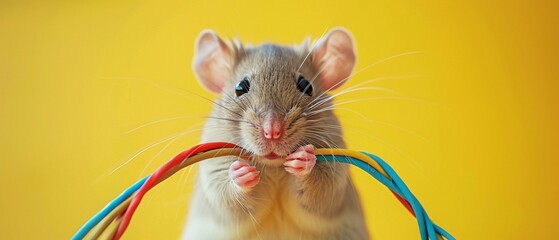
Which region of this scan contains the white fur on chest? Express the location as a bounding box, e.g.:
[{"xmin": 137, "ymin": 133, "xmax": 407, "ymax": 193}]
[{"xmin": 183, "ymin": 162, "xmax": 344, "ymax": 240}]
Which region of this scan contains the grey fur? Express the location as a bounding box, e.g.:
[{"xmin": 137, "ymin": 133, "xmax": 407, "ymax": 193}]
[{"xmin": 184, "ymin": 29, "xmax": 369, "ymax": 240}]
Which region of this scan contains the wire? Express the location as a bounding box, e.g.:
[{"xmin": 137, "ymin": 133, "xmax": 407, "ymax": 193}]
[
  {"xmin": 112, "ymin": 142, "xmax": 239, "ymax": 239},
  {"xmin": 86, "ymin": 197, "xmax": 132, "ymax": 239},
  {"xmin": 321, "ymin": 152, "xmax": 455, "ymax": 240},
  {"xmin": 72, "ymin": 176, "xmax": 148, "ymax": 240},
  {"xmin": 99, "ymin": 215, "xmax": 123, "ymax": 240},
  {"xmin": 73, "ymin": 143, "xmax": 454, "ymax": 240},
  {"xmin": 72, "ymin": 147, "xmax": 248, "ymax": 240}
]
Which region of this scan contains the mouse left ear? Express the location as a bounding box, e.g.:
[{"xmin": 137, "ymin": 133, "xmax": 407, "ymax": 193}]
[
  {"xmin": 311, "ymin": 28, "xmax": 356, "ymax": 91},
  {"xmin": 193, "ymin": 30, "xmax": 234, "ymax": 93}
]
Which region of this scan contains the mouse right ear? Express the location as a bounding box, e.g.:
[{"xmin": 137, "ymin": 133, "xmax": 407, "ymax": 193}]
[
  {"xmin": 311, "ymin": 28, "xmax": 356, "ymax": 91},
  {"xmin": 193, "ymin": 30, "xmax": 233, "ymax": 93}
]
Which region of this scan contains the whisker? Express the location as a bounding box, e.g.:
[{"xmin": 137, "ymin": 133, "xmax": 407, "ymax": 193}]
[
  {"xmin": 343, "ymin": 74, "xmax": 422, "ymax": 90},
  {"xmin": 331, "ymin": 107, "xmax": 433, "ymax": 145},
  {"xmin": 306, "ymin": 96, "xmax": 429, "ymax": 116},
  {"xmin": 338, "ymin": 126, "xmax": 424, "ymax": 173},
  {"xmin": 296, "ymin": 22, "xmax": 332, "ymax": 73},
  {"xmin": 107, "ymin": 127, "xmax": 203, "ymax": 176},
  {"xmin": 308, "ymin": 51, "xmax": 424, "ymax": 107},
  {"xmin": 306, "ymin": 74, "xmax": 421, "ymax": 110},
  {"xmin": 124, "ymin": 115, "xmax": 200, "ymax": 134},
  {"xmin": 205, "ymin": 116, "xmax": 252, "ymax": 125},
  {"xmin": 137, "ymin": 127, "xmax": 204, "ymax": 178},
  {"xmin": 204, "ymin": 98, "xmax": 245, "ymax": 119},
  {"xmin": 100, "ymin": 76, "xmax": 194, "ymax": 100},
  {"xmin": 307, "ymin": 85, "xmax": 398, "ymax": 111}
]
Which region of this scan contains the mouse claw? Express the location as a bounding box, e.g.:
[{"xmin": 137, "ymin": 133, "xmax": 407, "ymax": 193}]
[
  {"xmin": 229, "ymin": 161, "xmax": 260, "ymax": 192},
  {"xmin": 284, "ymin": 145, "xmax": 316, "ymax": 178}
]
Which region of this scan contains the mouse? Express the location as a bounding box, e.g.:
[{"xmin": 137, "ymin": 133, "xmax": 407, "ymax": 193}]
[{"xmin": 182, "ymin": 27, "xmax": 369, "ymax": 240}]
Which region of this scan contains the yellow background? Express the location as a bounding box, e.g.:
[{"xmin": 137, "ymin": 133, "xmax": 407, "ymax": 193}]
[{"xmin": 1, "ymin": 0, "xmax": 558, "ymax": 239}]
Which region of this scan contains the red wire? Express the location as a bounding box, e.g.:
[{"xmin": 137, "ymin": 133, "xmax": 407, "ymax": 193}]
[
  {"xmin": 113, "ymin": 142, "xmax": 239, "ymax": 240},
  {"xmin": 112, "ymin": 142, "xmax": 417, "ymax": 239},
  {"xmin": 391, "ymin": 190, "xmax": 416, "ymax": 217}
]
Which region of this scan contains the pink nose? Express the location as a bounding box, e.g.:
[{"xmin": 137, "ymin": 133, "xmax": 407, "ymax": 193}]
[{"xmin": 262, "ymin": 117, "xmax": 284, "ymax": 140}]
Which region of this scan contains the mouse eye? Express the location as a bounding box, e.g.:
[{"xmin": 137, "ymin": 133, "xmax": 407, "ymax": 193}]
[
  {"xmin": 235, "ymin": 76, "xmax": 250, "ymax": 97},
  {"xmin": 297, "ymin": 75, "xmax": 313, "ymax": 96}
]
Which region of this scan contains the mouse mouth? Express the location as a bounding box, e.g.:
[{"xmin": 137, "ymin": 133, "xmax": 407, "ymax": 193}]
[
  {"xmin": 257, "ymin": 141, "xmax": 307, "ymax": 160},
  {"xmin": 263, "ymin": 152, "xmax": 281, "ymax": 160}
]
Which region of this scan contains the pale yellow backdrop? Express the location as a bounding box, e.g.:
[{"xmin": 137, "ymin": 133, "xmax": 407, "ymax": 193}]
[{"xmin": 1, "ymin": 0, "xmax": 558, "ymax": 239}]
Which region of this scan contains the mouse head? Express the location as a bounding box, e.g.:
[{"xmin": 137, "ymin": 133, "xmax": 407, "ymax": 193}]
[{"xmin": 193, "ymin": 28, "xmax": 356, "ymax": 163}]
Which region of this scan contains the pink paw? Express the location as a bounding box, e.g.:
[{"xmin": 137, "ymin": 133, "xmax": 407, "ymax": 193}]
[
  {"xmin": 284, "ymin": 145, "xmax": 316, "ymax": 178},
  {"xmin": 229, "ymin": 161, "xmax": 260, "ymax": 191}
]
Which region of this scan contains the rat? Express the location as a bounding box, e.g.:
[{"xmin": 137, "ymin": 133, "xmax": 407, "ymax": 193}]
[{"xmin": 182, "ymin": 27, "xmax": 369, "ymax": 240}]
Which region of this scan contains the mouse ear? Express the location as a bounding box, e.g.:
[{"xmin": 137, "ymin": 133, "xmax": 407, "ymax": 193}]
[
  {"xmin": 311, "ymin": 28, "xmax": 356, "ymax": 91},
  {"xmin": 193, "ymin": 30, "xmax": 234, "ymax": 93}
]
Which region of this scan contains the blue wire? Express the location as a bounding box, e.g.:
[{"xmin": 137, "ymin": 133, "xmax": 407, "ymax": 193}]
[
  {"xmin": 320, "ymin": 154, "xmax": 455, "ymax": 240},
  {"xmin": 363, "ymin": 152, "xmax": 455, "ymax": 240},
  {"xmin": 74, "ymin": 153, "xmax": 454, "ymax": 240},
  {"xmin": 362, "ymin": 153, "xmax": 429, "ymax": 239},
  {"xmin": 72, "ymin": 176, "xmax": 149, "ymax": 240}
]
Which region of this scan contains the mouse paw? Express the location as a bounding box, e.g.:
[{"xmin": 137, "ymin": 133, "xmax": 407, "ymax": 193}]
[
  {"xmin": 229, "ymin": 161, "xmax": 260, "ymax": 191},
  {"xmin": 284, "ymin": 145, "xmax": 316, "ymax": 178}
]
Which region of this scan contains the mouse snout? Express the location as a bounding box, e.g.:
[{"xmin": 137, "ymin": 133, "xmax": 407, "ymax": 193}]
[{"xmin": 261, "ymin": 114, "xmax": 284, "ymax": 141}]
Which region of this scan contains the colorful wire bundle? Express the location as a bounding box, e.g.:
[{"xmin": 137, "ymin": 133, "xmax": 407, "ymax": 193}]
[{"xmin": 72, "ymin": 142, "xmax": 454, "ymax": 240}]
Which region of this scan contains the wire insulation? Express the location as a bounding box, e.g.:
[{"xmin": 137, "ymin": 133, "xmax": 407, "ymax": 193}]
[
  {"xmin": 113, "ymin": 142, "xmax": 239, "ymax": 239},
  {"xmin": 86, "ymin": 197, "xmax": 132, "ymax": 239},
  {"xmin": 72, "ymin": 143, "xmax": 454, "ymax": 240}
]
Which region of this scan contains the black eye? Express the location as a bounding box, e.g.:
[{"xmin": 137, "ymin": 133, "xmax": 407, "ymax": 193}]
[
  {"xmin": 297, "ymin": 75, "xmax": 313, "ymax": 96},
  {"xmin": 235, "ymin": 77, "xmax": 250, "ymax": 97}
]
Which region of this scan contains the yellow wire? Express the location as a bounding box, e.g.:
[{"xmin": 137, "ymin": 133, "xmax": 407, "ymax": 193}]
[
  {"xmin": 98, "ymin": 215, "xmax": 122, "ymax": 240},
  {"xmin": 314, "ymin": 148, "xmax": 390, "ymax": 178},
  {"xmin": 92, "ymin": 148, "xmax": 387, "ymax": 238},
  {"xmin": 87, "ymin": 148, "xmax": 250, "ymax": 238},
  {"xmin": 90, "ymin": 147, "xmax": 446, "ymax": 239},
  {"xmin": 314, "ymin": 149, "xmax": 448, "ymax": 239},
  {"xmin": 85, "ymin": 197, "xmax": 132, "ymax": 239},
  {"xmin": 159, "ymin": 148, "xmax": 250, "ymax": 183}
]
